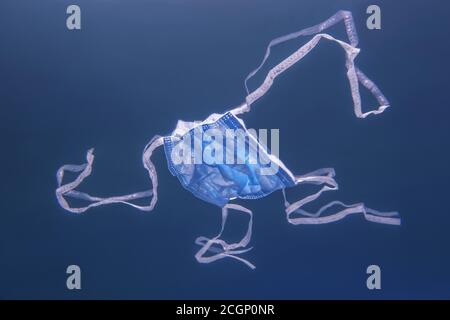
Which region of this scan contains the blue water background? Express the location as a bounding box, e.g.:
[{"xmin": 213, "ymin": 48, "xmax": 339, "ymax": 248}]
[{"xmin": 0, "ymin": 0, "xmax": 449, "ymax": 299}]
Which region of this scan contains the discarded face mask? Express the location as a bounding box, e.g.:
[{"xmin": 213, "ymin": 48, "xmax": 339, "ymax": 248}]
[{"xmin": 56, "ymin": 10, "xmax": 400, "ymax": 269}]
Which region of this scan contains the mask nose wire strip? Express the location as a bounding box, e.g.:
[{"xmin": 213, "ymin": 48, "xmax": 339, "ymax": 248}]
[
  {"xmin": 234, "ymin": 10, "xmax": 389, "ymax": 118},
  {"xmin": 55, "ymin": 135, "xmax": 164, "ymax": 213},
  {"xmin": 194, "ymin": 203, "xmax": 255, "ymax": 269},
  {"xmin": 281, "ymin": 169, "xmax": 401, "ymax": 226}
]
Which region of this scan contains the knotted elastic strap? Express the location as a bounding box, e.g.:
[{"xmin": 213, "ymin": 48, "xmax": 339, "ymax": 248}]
[
  {"xmin": 282, "ymin": 168, "xmax": 401, "ymax": 226},
  {"xmin": 195, "ymin": 203, "xmax": 255, "ymax": 269},
  {"xmin": 232, "ymin": 10, "xmax": 389, "ymax": 118},
  {"xmin": 56, "ymin": 135, "xmax": 164, "ymax": 213}
]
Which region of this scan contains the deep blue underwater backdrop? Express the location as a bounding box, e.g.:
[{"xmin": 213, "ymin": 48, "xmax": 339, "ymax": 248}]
[{"xmin": 1, "ymin": 0, "xmax": 449, "ymax": 299}]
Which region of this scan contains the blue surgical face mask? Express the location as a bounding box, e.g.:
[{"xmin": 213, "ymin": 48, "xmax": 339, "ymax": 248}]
[
  {"xmin": 56, "ymin": 10, "xmax": 400, "ymax": 270},
  {"xmin": 163, "ymin": 111, "xmax": 296, "ymax": 208}
]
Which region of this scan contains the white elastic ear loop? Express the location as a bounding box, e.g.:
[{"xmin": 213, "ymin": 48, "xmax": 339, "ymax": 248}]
[
  {"xmin": 195, "ymin": 203, "xmax": 255, "ymax": 269},
  {"xmin": 244, "ymin": 10, "xmax": 360, "ymax": 95},
  {"xmin": 55, "ymin": 135, "xmax": 164, "ymax": 213},
  {"xmin": 282, "ymin": 169, "xmax": 401, "ymax": 226},
  {"xmin": 142, "ymin": 135, "xmax": 164, "ymax": 211},
  {"xmin": 235, "ymin": 10, "xmax": 390, "ymax": 118}
]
